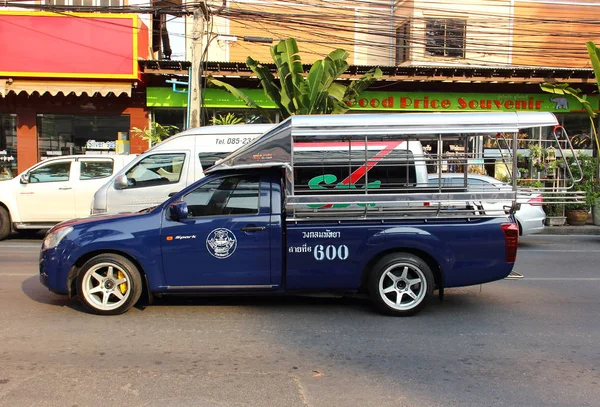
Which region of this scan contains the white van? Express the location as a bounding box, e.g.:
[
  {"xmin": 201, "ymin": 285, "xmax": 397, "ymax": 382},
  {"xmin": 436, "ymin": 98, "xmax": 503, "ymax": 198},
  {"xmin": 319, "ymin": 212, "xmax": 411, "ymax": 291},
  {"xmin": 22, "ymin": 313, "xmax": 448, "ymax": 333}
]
[{"xmin": 91, "ymin": 124, "xmax": 274, "ymax": 215}]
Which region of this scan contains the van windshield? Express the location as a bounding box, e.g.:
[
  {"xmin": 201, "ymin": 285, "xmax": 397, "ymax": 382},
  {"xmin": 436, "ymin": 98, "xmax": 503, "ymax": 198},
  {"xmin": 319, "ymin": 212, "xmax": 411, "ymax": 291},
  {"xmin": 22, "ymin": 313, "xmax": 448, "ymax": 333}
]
[{"xmin": 125, "ymin": 153, "xmax": 185, "ymax": 188}]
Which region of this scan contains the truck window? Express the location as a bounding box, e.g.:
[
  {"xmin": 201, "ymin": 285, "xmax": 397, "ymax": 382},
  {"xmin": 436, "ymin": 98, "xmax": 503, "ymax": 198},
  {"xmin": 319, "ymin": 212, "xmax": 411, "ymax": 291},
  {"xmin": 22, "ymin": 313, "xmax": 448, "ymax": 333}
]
[
  {"xmin": 183, "ymin": 175, "xmax": 260, "ymax": 217},
  {"xmin": 80, "ymin": 160, "xmax": 114, "ymax": 180},
  {"xmin": 28, "ymin": 161, "xmax": 71, "ymax": 183},
  {"xmin": 125, "ymin": 153, "xmax": 185, "ymax": 188},
  {"xmin": 293, "ymin": 149, "xmax": 417, "ymax": 194}
]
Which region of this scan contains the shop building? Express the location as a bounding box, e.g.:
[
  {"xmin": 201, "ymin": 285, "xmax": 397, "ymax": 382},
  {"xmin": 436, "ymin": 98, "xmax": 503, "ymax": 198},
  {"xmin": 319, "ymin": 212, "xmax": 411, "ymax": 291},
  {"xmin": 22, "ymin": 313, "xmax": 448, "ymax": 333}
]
[
  {"xmin": 0, "ymin": 11, "xmax": 151, "ymax": 177},
  {"xmin": 144, "ymin": 60, "xmax": 598, "ymax": 147}
]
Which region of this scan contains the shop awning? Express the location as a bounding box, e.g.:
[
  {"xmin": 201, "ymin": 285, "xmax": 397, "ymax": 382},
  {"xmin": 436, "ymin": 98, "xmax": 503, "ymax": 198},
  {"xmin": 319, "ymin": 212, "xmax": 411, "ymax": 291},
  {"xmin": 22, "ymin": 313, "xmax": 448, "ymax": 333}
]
[{"xmin": 1, "ymin": 79, "xmax": 132, "ymax": 97}]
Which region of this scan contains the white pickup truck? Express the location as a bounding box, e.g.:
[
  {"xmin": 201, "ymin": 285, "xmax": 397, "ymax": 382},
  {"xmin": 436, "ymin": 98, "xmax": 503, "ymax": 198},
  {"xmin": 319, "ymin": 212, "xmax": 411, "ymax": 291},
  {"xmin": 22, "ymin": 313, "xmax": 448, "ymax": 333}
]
[{"xmin": 0, "ymin": 154, "xmax": 135, "ymax": 240}]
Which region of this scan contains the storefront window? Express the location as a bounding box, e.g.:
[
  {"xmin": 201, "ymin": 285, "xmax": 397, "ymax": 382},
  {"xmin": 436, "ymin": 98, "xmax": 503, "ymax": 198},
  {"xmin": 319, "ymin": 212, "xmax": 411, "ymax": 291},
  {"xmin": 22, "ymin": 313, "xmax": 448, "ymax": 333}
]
[
  {"xmin": 153, "ymin": 109, "xmax": 185, "ymax": 133},
  {"xmin": 36, "ymin": 114, "xmax": 130, "ymax": 159},
  {"xmin": 555, "ymin": 113, "xmax": 593, "ymax": 150},
  {"xmin": 0, "ymin": 114, "xmax": 17, "ymax": 179}
]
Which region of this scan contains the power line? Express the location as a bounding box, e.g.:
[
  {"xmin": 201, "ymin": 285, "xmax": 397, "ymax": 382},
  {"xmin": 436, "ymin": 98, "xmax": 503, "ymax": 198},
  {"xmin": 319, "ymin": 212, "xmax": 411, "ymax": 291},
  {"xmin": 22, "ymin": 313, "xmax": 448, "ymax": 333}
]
[{"xmin": 3, "ymin": 0, "xmax": 600, "ymax": 67}]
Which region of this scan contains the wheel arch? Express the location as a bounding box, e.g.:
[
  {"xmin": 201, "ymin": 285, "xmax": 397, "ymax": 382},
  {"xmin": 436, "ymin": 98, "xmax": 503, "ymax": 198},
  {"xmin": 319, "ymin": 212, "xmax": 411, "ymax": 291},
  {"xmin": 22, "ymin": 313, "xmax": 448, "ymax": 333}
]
[
  {"xmin": 360, "ymin": 247, "xmax": 444, "ymax": 292},
  {"xmin": 67, "ymin": 249, "xmax": 151, "ymax": 304}
]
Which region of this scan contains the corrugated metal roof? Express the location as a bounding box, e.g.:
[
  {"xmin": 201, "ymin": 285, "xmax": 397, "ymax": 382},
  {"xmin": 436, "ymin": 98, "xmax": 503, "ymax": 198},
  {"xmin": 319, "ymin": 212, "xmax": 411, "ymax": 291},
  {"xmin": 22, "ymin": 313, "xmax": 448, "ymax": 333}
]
[{"xmin": 139, "ymin": 60, "xmax": 596, "ymax": 83}]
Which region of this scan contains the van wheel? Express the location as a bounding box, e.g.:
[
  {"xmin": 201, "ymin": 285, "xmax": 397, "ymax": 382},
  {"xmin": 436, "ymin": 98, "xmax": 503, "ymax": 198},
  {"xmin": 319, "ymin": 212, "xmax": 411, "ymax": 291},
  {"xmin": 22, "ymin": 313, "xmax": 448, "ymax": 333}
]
[
  {"xmin": 368, "ymin": 253, "xmax": 434, "ymax": 316},
  {"xmin": 77, "ymin": 254, "xmax": 142, "ymax": 315},
  {"xmin": 0, "ymin": 207, "xmax": 11, "ymax": 241}
]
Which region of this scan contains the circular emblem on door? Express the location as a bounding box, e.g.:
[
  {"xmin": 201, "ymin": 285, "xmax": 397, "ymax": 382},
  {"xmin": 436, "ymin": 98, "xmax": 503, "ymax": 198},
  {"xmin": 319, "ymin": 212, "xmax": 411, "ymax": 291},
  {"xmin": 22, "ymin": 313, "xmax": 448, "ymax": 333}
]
[{"xmin": 206, "ymin": 228, "xmax": 238, "ymax": 259}]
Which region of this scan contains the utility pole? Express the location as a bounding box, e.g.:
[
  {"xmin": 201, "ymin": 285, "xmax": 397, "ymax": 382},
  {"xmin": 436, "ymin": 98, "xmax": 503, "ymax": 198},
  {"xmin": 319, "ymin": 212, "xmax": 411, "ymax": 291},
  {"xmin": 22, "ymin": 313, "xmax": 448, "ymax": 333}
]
[{"xmin": 189, "ymin": 4, "xmax": 208, "ymax": 128}]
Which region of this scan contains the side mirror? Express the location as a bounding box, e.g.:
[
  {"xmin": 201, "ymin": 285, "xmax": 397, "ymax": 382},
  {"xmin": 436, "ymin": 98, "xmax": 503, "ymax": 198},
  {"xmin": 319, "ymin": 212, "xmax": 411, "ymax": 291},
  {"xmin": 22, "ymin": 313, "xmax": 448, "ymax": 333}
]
[
  {"xmin": 168, "ymin": 192, "xmax": 178, "ymax": 198},
  {"xmin": 168, "ymin": 201, "xmax": 189, "ymax": 221},
  {"xmin": 114, "ymin": 174, "xmax": 128, "ymax": 190},
  {"xmin": 20, "ymin": 173, "xmax": 29, "ymax": 184}
]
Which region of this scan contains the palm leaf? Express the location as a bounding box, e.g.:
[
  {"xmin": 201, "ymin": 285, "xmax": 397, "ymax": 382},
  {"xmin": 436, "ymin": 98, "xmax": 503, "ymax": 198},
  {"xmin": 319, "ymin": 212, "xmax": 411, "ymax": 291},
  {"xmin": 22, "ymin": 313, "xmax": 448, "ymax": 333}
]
[
  {"xmin": 207, "ymin": 75, "xmax": 261, "ymax": 109},
  {"xmin": 306, "ymin": 61, "xmax": 328, "ymax": 114},
  {"xmin": 540, "ymin": 83, "xmax": 596, "ymax": 118},
  {"xmin": 245, "ymin": 57, "xmax": 289, "ymax": 116},
  {"xmin": 321, "ymin": 49, "xmax": 350, "ymax": 92},
  {"xmin": 270, "ymin": 39, "xmax": 306, "ymax": 114},
  {"xmin": 343, "ymin": 67, "xmax": 383, "ymax": 104},
  {"xmin": 586, "ymin": 41, "xmax": 600, "ymax": 94}
]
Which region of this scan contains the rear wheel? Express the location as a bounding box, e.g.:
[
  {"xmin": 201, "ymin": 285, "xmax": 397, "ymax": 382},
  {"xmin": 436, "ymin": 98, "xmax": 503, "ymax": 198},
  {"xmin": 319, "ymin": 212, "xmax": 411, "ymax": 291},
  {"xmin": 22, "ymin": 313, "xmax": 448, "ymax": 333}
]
[
  {"xmin": 368, "ymin": 253, "xmax": 434, "ymax": 316},
  {"xmin": 0, "ymin": 206, "xmax": 11, "ymax": 241},
  {"xmin": 77, "ymin": 254, "xmax": 142, "ymax": 315}
]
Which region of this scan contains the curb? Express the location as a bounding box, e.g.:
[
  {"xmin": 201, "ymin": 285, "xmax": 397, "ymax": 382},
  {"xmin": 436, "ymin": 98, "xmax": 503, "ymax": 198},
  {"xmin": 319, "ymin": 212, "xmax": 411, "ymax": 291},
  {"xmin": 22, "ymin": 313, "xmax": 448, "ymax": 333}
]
[{"xmin": 539, "ymin": 225, "xmax": 600, "ymax": 235}]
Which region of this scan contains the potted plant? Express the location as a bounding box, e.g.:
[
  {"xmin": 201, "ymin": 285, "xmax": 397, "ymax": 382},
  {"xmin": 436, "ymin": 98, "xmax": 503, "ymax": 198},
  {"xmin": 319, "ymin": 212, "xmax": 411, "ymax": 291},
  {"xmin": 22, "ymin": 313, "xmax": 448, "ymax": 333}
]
[
  {"xmin": 565, "ymin": 153, "xmax": 597, "ymax": 226},
  {"xmin": 543, "ymin": 201, "xmax": 566, "ymax": 226},
  {"xmin": 565, "ymin": 201, "xmax": 589, "ymax": 226}
]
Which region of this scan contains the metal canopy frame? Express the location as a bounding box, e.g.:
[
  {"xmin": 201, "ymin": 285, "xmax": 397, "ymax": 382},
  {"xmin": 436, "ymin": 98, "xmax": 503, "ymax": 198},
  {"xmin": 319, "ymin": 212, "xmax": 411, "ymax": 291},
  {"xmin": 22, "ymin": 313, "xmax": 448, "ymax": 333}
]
[{"xmin": 207, "ymin": 112, "xmax": 584, "ymax": 221}]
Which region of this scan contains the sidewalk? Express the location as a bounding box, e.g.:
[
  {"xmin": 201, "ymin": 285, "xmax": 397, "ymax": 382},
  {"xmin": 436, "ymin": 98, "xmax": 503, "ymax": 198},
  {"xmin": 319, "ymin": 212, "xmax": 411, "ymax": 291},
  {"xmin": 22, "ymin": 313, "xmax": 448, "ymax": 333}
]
[{"xmin": 540, "ymin": 223, "xmax": 600, "ymax": 235}]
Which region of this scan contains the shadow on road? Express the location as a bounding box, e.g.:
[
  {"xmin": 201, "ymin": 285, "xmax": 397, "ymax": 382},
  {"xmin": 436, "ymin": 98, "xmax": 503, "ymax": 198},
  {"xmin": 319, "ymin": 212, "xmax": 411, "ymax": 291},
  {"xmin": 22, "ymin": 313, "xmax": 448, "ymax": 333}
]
[
  {"xmin": 6, "ymin": 230, "xmax": 47, "ymax": 242},
  {"xmin": 21, "ymin": 275, "xmax": 85, "ymax": 312},
  {"xmin": 20, "ymin": 273, "xmax": 503, "ymax": 318},
  {"xmin": 148, "ymin": 293, "xmax": 377, "ymax": 313},
  {"xmin": 139, "ymin": 289, "xmax": 490, "ymax": 318}
]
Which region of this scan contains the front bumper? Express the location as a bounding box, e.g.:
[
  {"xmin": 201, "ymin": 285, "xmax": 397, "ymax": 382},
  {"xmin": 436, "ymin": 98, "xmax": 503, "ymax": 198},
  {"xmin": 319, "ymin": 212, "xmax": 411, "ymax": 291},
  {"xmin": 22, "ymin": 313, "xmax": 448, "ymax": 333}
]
[{"xmin": 39, "ymin": 248, "xmax": 69, "ymax": 295}]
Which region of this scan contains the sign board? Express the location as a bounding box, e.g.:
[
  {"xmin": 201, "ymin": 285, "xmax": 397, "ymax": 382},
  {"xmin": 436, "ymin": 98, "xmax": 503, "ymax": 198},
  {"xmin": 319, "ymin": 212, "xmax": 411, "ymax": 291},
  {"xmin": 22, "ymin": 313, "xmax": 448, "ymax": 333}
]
[
  {"xmin": 147, "ymin": 88, "xmax": 599, "ymax": 113},
  {"xmin": 0, "ymin": 11, "xmax": 148, "ymax": 79}
]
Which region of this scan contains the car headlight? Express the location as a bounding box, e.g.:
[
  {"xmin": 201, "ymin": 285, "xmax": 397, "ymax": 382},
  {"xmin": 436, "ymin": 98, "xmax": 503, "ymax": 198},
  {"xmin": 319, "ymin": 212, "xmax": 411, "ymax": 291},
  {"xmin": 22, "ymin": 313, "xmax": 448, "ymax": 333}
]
[{"xmin": 43, "ymin": 226, "xmax": 73, "ymax": 250}]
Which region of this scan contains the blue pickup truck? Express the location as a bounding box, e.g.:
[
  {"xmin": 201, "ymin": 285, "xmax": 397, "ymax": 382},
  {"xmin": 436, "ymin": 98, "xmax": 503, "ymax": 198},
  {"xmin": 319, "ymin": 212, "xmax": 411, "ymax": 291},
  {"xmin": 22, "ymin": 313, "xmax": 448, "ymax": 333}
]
[{"xmin": 39, "ymin": 112, "xmax": 558, "ymax": 316}]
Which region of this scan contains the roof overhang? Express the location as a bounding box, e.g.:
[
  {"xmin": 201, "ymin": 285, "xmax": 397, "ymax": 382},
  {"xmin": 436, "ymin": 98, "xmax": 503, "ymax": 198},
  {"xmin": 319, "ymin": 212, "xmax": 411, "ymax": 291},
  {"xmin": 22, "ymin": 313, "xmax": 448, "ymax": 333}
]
[
  {"xmin": 139, "ymin": 60, "xmax": 596, "ymax": 84},
  {"xmin": 1, "ymin": 79, "xmax": 132, "ymax": 97}
]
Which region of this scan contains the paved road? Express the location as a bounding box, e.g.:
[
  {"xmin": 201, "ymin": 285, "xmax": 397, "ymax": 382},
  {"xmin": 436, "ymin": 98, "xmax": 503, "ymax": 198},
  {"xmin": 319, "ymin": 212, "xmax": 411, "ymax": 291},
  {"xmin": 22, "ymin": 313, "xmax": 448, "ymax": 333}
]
[{"xmin": 0, "ymin": 235, "xmax": 599, "ymax": 407}]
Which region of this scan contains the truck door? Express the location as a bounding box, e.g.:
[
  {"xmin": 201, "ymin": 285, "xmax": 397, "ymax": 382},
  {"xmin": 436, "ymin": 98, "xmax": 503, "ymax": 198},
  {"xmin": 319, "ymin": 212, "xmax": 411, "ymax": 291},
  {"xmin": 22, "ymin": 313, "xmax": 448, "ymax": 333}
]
[
  {"xmin": 73, "ymin": 158, "xmax": 116, "ymax": 218},
  {"xmin": 161, "ymin": 174, "xmax": 272, "ymax": 287},
  {"xmin": 17, "ymin": 159, "xmax": 76, "ymax": 222}
]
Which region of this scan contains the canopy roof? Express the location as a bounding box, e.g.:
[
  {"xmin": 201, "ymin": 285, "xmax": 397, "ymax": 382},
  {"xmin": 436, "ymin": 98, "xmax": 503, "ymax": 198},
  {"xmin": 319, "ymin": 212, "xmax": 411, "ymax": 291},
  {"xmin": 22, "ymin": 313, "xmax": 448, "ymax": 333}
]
[{"xmin": 207, "ymin": 112, "xmax": 558, "ymax": 173}]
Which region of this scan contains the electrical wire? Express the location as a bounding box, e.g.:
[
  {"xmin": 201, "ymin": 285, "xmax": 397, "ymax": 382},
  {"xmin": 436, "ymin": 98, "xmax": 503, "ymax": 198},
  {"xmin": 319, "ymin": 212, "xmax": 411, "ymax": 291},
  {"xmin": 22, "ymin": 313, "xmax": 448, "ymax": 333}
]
[{"xmin": 2, "ymin": 0, "xmax": 600, "ymax": 67}]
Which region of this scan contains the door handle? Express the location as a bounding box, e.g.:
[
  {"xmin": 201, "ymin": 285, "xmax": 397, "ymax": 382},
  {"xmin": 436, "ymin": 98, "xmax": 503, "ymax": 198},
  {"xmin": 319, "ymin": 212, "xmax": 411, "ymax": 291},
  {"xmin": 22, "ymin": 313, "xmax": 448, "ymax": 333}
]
[
  {"xmin": 241, "ymin": 226, "xmax": 266, "ymax": 232},
  {"xmin": 59, "ymin": 187, "xmax": 72, "ymax": 190}
]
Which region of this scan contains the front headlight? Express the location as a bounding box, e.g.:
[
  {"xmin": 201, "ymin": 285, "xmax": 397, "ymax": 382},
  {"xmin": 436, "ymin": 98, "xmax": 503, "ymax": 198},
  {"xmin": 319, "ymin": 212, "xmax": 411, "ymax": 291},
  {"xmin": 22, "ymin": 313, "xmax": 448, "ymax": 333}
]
[{"xmin": 42, "ymin": 226, "xmax": 73, "ymax": 250}]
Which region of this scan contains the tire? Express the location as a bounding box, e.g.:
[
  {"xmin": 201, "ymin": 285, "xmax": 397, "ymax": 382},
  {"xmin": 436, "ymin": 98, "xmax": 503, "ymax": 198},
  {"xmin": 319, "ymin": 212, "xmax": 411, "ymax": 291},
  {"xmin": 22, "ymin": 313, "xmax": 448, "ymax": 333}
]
[
  {"xmin": 76, "ymin": 253, "xmax": 143, "ymax": 315},
  {"xmin": 368, "ymin": 253, "xmax": 434, "ymax": 316},
  {"xmin": 0, "ymin": 206, "xmax": 11, "ymax": 241}
]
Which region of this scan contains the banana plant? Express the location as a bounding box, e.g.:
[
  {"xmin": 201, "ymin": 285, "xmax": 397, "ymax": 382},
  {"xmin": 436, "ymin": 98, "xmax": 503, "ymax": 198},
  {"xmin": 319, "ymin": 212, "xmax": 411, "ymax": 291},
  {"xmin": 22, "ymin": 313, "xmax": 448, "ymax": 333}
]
[
  {"xmin": 208, "ymin": 38, "xmax": 382, "ymax": 119},
  {"xmin": 131, "ymin": 122, "xmax": 179, "ymax": 147},
  {"xmin": 210, "ymin": 113, "xmax": 244, "ymax": 125},
  {"xmin": 540, "ymin": 41, "xmax": 600, "ymax": 151},
  {"xmin": 540, "ymin": 41, "xmax": 600, "ymax": 189}
]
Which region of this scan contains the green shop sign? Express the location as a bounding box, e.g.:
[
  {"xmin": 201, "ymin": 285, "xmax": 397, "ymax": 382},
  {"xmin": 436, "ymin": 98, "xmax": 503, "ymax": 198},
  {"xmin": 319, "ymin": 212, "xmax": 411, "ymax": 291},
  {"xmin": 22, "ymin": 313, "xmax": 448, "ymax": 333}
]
[
  {"xmin": 147, "ymin": 87, "xmax": 599, "ymax": 113},
  {"xmin": 147, "ymin": 87, "xmax": 277, "ymax": 108}
]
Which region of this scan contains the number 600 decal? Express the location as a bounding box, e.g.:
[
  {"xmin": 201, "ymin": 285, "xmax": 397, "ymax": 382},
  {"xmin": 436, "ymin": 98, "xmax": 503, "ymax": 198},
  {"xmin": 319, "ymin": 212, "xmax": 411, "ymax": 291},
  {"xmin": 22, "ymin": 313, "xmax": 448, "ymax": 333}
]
[{"xmin": 314, "ymin": 245, "xmax": 349, "ymax": 261}]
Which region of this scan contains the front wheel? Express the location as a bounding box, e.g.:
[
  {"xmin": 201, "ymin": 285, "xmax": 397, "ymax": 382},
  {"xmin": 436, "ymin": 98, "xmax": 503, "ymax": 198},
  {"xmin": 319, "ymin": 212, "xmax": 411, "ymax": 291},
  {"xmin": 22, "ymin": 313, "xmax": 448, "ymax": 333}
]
[
  {"xmin": 368, "ymin": 253, "xmax": 434, "ymax": 316},
  {"xmin": 77, "ymin": 254, "xmax": 143, "ymax": 315},
  {"xmin": 0, "ymin": 206, "xmax": 11, "ymax": 241}
]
